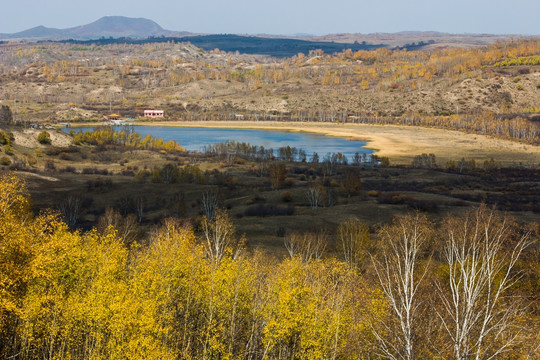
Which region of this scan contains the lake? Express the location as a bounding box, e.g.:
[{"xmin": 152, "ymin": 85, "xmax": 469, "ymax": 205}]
[{"xmin": 66, "ymin": 126, "xmax": 374, "ymax": 161}]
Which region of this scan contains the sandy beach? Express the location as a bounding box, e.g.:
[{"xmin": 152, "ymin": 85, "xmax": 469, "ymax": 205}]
[{"xmin": 133, "ymin": 121, "xmax": 540, "ymax": 166}]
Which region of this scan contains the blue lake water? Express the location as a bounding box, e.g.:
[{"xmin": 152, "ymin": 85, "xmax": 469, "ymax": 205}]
[{"xmin": 66, "ymin": 126, "xmax": 374, "ymax": 160}]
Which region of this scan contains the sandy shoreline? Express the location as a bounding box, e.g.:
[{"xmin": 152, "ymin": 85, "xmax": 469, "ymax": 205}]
[{"xmin": 71, "ymin": 121, "xmax": 540, "ymax": 166}]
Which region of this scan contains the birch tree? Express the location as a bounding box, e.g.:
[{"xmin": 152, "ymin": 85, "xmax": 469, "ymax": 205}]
[
  {"xmin": 200, "ymin": 209, "xmax": 244, "ymax": 263},
  {"xmin": 436, "ymin": 205, "xmax": 532, "ymax": 360},
  {"xmin": 372, "ymin": 213, "xmax": 431, "ymax": 360}
]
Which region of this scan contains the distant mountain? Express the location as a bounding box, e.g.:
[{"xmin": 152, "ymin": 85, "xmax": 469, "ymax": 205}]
[
  {"xmin": 67, "ymin": 16, "xmax": 177, "ymax": 38},
  {"xmin": 0, "ymin": 16, "xmax": 190, "ymax": 41},
  {"xmin": 7, "ymin": 25, "xmax": 68, "ymax": 39}
]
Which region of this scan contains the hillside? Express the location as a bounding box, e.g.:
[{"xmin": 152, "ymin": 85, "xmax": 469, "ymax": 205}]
[{"xmin": 0, "ymin": 38, "xmax": 538, "ymax": 144}]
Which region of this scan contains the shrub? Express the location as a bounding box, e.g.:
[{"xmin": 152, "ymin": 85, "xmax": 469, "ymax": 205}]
[
  {"xmin": 82, "ymin": 167, "xmax": 96, "ymax": 174},
  {"xmin": 0, "ymin": 156, "xmax": 11, "ymax": 166},
  {"xmin": 281, "ymin": 191, "xmax": 293, "ymax": 202},
  {"xmin": 8, "ymin": 158, "xmax": 26, "ymax": 171},
  {"xmin": 368, "ymin": 190, "xmax": 379, "ymax": 197},
  {"xmin": 283, "ymin": 177, "xmax": 295, "ymax": 188},
  {"xmin": 60, "ymin": 166, "xmax": 77, "ymax": 173},
  {"xmin": 26, "ymin": 155, "xmax": 37, "ymax": 166},
  {"xmin": 120, "ymin": 170, "xmax": 135, "ymax": 176},
  {"xmin": 3, "ymin": 145, "xmax": 14, "ymax": 155},
  {"xmin": 37, "ymin": 131, "xmax": 51, "ymax": 145},
  {"xmin": 134, "ymin": 170, "xmax": 149, "ymax": 182},
  {"xmin": 0, "ymin": 131, "xmax": 9, "ymax": 145},
  {"xmin": 45, "ymin": 147, "xmax": 63, "ymax": 156},
  {"xmin": 44, "ymin": 160, "xmax": 55, "ymax": 171}
]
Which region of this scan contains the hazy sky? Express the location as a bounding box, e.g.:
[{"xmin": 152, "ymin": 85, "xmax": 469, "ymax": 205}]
[{"xmin": 1, "ymin": 0, "xmax": 539, "ymax": 35}]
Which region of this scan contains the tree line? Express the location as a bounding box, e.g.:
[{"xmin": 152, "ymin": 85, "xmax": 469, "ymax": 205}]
[{"xmin": 0, "ymin": 174, "xmax": 538, "ymax": 359}]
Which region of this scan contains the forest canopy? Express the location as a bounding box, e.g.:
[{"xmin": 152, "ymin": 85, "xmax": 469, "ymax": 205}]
[{"xmin": 0, "ymin": 173, "xmax": 538, "ymax": 359}]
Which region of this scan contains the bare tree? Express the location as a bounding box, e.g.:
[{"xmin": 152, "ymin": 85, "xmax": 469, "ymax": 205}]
[
  {"xmin": 171, "ymin": 192, "xmax": 185, "ymax": 217},
  {"xmin": 135, "ymin": 196, "xmax": 145, "ymax": 223},
  {"xmin": 322, "ymin": 153, "xmax": 338, "ymax": 177},
  {"xmin": 200, "ymin": 208, "xmax": 243, "ymax": 263},
  {"xmin": 58, "ymin": 195, "xmax": 82, "ymax": 229},
  {"xmin": 338, "ymin": 218, "xmax": 370, "ymax": 270},
  {"xmin": 202, "ymin": 189, "xmax": 219, "ymax": 220},
  {"xmin": 97, "ymin": 207, "xmax": 139, "ymax": 245},
  {"xmin": 372, "ymin": 213, "xmax": 431, "ymax": 360},
  {"xmin": 284, "ymin": 230, "xmax": 327, "ymax": 262},
  {"xmin": 305, "ymin": 184, "xmax": 322, "ymax": 210},
  {"xmin": 435, "ymin": 206, "xmax": 533, "ymax": 360}
]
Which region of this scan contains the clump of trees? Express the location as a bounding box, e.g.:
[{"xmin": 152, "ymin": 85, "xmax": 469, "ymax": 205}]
[
  {"xmin": 37, "ymin": 131, "xmax": 51, "ymax": 144},
  {"xmin": 72, "ymin": 126, "xmax": 184, "ymax": 152},
  {"xmin": 0, "ymin": 105, "xmax": 12, "ymax": 124},
  {"xmin": 0, "ymin": 174, "xmax": 538, "ymax": 359},
  {"xmin": 0, "ymin": 131, "xmax": 14, "ymax": 146}
]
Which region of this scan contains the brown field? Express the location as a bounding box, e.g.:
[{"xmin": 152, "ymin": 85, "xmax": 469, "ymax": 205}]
[{"xmin": 2, "ymin": 123, "xmax": 537, "ymax": 252}]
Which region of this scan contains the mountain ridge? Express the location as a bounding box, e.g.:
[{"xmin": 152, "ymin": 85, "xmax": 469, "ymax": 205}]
[{"xmin": 0, "ymin": 16, "xmax": 190, "ymax": 40}]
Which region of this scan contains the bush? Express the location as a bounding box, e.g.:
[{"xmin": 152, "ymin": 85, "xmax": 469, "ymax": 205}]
[
  {"xmin": 367, "ymin": 190, "xmax": 379, "ymax": 197},
  {"xmin": 281, "ymin": 191, "xmax": 293, "ymax": 202},
  {"xmin": 0, "ymin": 156, "xmax": 11, "ymax": 166},
  {"xmin": 9, "ymin": 158, "xmax": 26, "ymax": 171},
  {"xmin": 60, "ymin": 166, "xmax": 77, "ymax": 173},
  {"xmin": 44, "ymin": 160, "xmax": 55, "ymax": 171},
  {"xmin": 37, "ymin": 131, "xmax": 51, "ymax": 145},
  {"xmin": 134, "ymin": 170, "xmax": 149, "ymax": 182},
  {"xmin": 3, "ymin": 145, "xmax": 14, "ymax": 155},
  {"xmin": 26, "ymin": 155, "xmax": 37, "ymax": 166},
  {"xmin": 0, "ymin": 131, "xmax": 10, "ymax": 145}
]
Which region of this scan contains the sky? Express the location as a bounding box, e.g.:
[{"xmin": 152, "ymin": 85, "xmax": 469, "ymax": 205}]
[{"xmin": 1, "ymin": 0, "xmax": 539, "ymax": 35}]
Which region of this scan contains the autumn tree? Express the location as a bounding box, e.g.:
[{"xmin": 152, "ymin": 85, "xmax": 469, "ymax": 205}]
[
  {"xmin": 0, "ymin": 174, "xmax": 32, "ymax": 355},
  {"xmin": 341, "ymin": 168, "xmax": 362, "ymax": 199},
  {"xmin": 268, "ymin": 163, "xmax": 287, "ymax": 189},
  {"xmin": 200, "ymin": 209, "xmax": 244, "ymax": 263},
  {"xmin": 435, "ymin": 206, "xmax": 533, "ymax": 360},
  {"xmin": 372, "ymin": 213, "xmax": 432, "ymax": 360}
]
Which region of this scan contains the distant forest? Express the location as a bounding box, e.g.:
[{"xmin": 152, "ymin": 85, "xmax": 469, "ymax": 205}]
[{"xmin": 52, "ymin": 34, "xmax": 385, "ymax": 57}]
